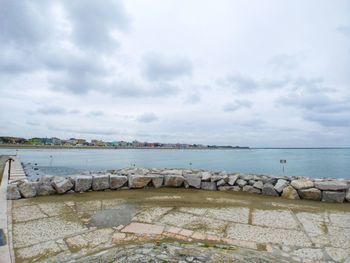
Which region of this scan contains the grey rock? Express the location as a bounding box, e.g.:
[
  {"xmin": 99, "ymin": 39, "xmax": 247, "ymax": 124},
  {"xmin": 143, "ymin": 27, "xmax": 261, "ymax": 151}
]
[
  {"xmin": 128, "ymin": 175, "xmax": 152, "ymax": 188},
  {"xmin": 242, "ymin": 185, "xmax": 261, "ymax": 194},
  {"xmin": 127, "ymin": 168, "xmax": 149, "ymax": 175},
  {"xmin": 262, "ymin": 183, "xmax": 278, "ymax": 196},
  {"xmin": 201, "ymin": 182, "xmax": 217, "ymax": 191},
  {"xmin": 281, "ymin": 186, "xmax": 300, "ymax": 200},
  {"xmin": 298, "ymin": 188, "xmax": 321, "ymax": 201},
  {"xmin": 315, "ymin": 181, "xmax": 348, "ymax": 191},
  {"xmin": 37, "ymin": 184, "xmax": 56, "ymax": 196},
  {"xmin": 52, "ymin": 177, "xmax": 73, "ymax": 194},
  {"xmin": 253, "ymin": 181, "xmax": 264, "ymax": 190},
  {"xmin": 228, "ymin": 174, "xmax": 239, "ymax": 186},
  {"xmin": 346, "ymin": 188, "xmax": 350, "ymax": 202},
  {"xmin": 218, "ymin": 186, "xmax": 235, "ymax": 191},
  {"xmin": 7, "ymin": 184, "xmax": 21, "ymax": 200},
  {"xmin": 322, "ymin": 191, "xmax": 345, "ymax": 203},
  {"xmin": 274, "ymin": 179, "xmax": 289, "ymax": 193},
  {"xmin": 161, "ymin": 169, "xmax": 183, "ymax": 176},
  {"xmin": 232, "ymin": 186, "xmax": 241, "ymax": 191},
  {"xmin": 261, "ymin": 176, "xmax": 277, "ymax": 185},
  {"xmin": 216, "ymin": 179, "xmax": 227, "ymax": 187},
  {"xmin": 164, "ymin": 174, "xmax": 184, "ymax": 187},
  {"xmin": 18, "ymin": 182, "xmax": 37, "ymax": 198},
  {"xmin": 239, "ymin": 174, "xmax": 254, "ymax": 181},
  {"xmin": 236, "ymin": 179, "xmax": 247, "ymax": 187},
  {"xmin": 74, "ymin": 175, "xmax": 92, "ymax": 192},
  {"xmin": 92, "ymin": 174, "xmax": 110, "ymax": 191},
  {"xmin": 149, "ymin": 174, "xmax": 164, "ymax": 188},
  {"xmin": 201, "ymin": 172, "xmax": 211, "ymax": 181},
  {"xmin": 110, "ymin": 175, "xmax": 127, "ymax": 189},
  {"xmin": 291, "ymin": 179, "xmax": 314, "ymax": 190},
  {"xmin": 211, "ymin": 173, "xmax": 228, "ymax": 182},
  {"xmin": 184, "ymin": 174, "xmax": 201, "ymax": 189},
  {"xmin": 248, "ymin": 180, "xmax": 256, "ymax": 186}
]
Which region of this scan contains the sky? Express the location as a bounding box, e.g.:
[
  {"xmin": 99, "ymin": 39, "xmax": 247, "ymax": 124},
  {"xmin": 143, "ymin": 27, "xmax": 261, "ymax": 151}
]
[{"xmin": 0, "ymin": 0, "xmax": 350, "ymax": 147}]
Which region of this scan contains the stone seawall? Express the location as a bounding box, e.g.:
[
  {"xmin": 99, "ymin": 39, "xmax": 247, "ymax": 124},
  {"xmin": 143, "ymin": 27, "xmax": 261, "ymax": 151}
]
[{"xmin": 6, "ymin": 167, "xmax": 350, "ymax": 203}]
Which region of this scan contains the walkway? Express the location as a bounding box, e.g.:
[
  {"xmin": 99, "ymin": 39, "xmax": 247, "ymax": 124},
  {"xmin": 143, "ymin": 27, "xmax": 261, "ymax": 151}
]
[
  {"xmin": 7, "ymin": 157, "xmax": 26, "ymax": 184},
  {"xmin": 8, "ymin": 188, "xmax": 350, "ymax": 262}
]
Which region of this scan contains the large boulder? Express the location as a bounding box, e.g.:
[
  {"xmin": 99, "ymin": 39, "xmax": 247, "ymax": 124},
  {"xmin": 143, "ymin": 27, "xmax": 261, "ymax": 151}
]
[
  {"xmin": 228, "ymin": 174, "xmax": 239, "ymax": 186},
  {"xmin": 236, "ymin": 179, "xmax": 247, "ymax": 187},
  {"xmin": 128, "ymin": 175, "xmax": 152, "ymax": 188},
  {"xmin": 37, "ymin": 183, "xmax": 56, "ymax": 196},
  {"xmin": 164, "ymin": 174, "xmax": 184, "ymax": 187},
  {"xmin": 298, "ymin": 188, "xmax": 321, "ymax": 201},
  {"xmin": 7, "ymin": 184, "xmax": 21, "ymax": 200},
  {"xmin": 149, "ymin": 174, "xmax": 164, "ymax": 188},
  {"xmin": 253, "ymin": 181, "xmax": 264, "ymax": 190},
  {"xmin": 216, "ymin": 179, "xmax": 227, "ymax": 187},
  {"xmin": 52, "ymin": 177, "xmax": 73, "ymax": 194},
  {"xmin": 239, "ymin": 174, "xmax": 254, "ymax": 181},
  {"xmin": 274, "ymin": 179, "xmax": 289, "ymax": 193},
  {"xmin": 201, "ymin": 181, "xmax": 217, "ymax": 191},
  {"xmin": 242, "ymin": 185, "xmax": 261, "ymax": 194},
  {"xmin": 184, "ymin": 174, "xmax": 201, "ymax": 189},
  {"xmin": 291, "ymin": 179, "xmax": 314, "ymax": 190},
  {"xmin": 74, "ymin": 175, "xmax": 92, "ymax": 192},
  {"xmin": 322, "ymin": 191, "xmax": 345, "ymax": 203},
  {"xmin": 161, "ymin": 169, "xmax": 183, "ymax": 176},
  {"xmin": 211, "ymin": 172, "xmax": 228, "ymax": 182},
  {"xmin": 110, "ymin": 175, "xmax": 127, "ymax": 189},
  {"xmin": 281, "ymin": 186, "xmax": 300, "ymax": 200},
  {"xmin": 201, "ymin": 172, "xmax": 212, "ymax": 181},
  {"xmin": 92, "ymin": 174, "xmax": 110, "ymax": 191},
  {"xmin": 262, "ymin": 183, "xmax": 278, "ymax": 196},
  {"xmin": 18, "ymin": 182, "xmax": 37, "ymax": 198},
  {"xmin": 315, "ymin": 181, "xmax": 348, "ymax": 191},
  {"xmin": 346, "ymin": 188, "xmax": 350, "ymax": 202}
]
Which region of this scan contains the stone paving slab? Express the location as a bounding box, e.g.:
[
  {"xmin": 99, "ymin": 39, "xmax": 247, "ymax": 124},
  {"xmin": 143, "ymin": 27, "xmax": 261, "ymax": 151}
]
[{"xmin": 6, "ymin": 188, "xmax": 350, "ymax": 262}]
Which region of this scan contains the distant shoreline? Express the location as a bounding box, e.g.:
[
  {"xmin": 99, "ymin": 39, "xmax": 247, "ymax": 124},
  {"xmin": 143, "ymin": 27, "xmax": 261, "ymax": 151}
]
[{"xmin": 0, "ymin": 144, "xmax": 250, "ymax": 150}]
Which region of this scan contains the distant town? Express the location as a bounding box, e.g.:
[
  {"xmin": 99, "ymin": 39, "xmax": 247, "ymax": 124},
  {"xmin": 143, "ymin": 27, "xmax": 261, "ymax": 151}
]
[{"xmin": 0, "ymin": 136, "xmax": 249, "ymax": 150}]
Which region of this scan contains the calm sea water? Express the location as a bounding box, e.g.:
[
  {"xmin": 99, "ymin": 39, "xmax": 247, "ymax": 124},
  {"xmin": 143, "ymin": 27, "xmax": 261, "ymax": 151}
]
[{"xmin": 1, "ymin": 148, "xmax": 349, "ymax": 179}]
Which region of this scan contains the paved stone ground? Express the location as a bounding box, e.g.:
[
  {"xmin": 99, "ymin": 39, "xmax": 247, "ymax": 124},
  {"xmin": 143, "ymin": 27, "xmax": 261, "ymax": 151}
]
[{"xmin": 8, "ymin": 188, "xmax": 350, "ymax": 262}]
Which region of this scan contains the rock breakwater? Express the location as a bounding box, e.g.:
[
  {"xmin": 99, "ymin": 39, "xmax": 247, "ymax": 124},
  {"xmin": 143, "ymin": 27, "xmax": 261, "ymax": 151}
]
[{"xmin": 6, "ymin": 168, "xmax": 350, "ymax": 203}]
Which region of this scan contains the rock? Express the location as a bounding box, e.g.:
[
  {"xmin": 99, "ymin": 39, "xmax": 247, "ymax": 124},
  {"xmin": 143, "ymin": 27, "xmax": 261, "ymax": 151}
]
[
  {"xmin": 281, "ymin": 186, "xmax": 300, "ymax": 200},
  {"xmin": 184, "ymin": 174, "xmax": 201, "ymax": 189},
  {"xmin": 211, "ymin": 172, "xmax": 228, "ymax": 182},
  {"xmin": 216, "ymin": 179, "xmax": 227, "ymax": 187},
  {"xmin": 51, "ymin": 177, "xmax": 73, "ymax": 194},
  {"xmin": 298, "ymin": 188, "xmax": 321, "ymax": 201},
  {"xmin": 110, "ymin": 175, "xmax": 127, "ymax": 189},
  {"xmin": 74, "ymin": 175, "xmax": 92, "ymax": 192},
  {"xmin": 164, "ymin": 174, "xmax": 184, "ymax": 187},
  {"xmin": 346, "ymin": 188, "xmax": 350, "ymax": 202},
  {"xmin": 253, "ymin": 181, "xmax": 264, "ymax": 190},
  {"xmin": 128, "ymin": 175, "xmax": 152, "ymax": 188},
  {"xmin": 161, "ymin": 169, "xmax": 183, "ymax": 176},
  {"xmin": 236, "ymin": 179, "xmax": 247, "ymax": 187},
  {"xmin": 242, "ymin": 185, "xmax": 261, "ymax": 194},
  {"xmin": 148, "ymin": 174, "xmax": 164, "ymax": 188},
  {"xmin": 201, "ymin": 172, "xmax": 211, "ymax": 181},
  {"xmin": 248, "ymin": 180, "xmax": 256, "ymax": 186},
  {"xmin": 228, "ymin": 174, "xmax": 239, "ymax": 186},
  {"xmin": 322, "ymin": 191, "xmax": 345, "ymax": 203},
  {"xmin": 7, "ymin": 184, "xmax": 21, "ymax": 200},
  {"xmin": 291, "ymin": 179, "xmax": 314, "ymax": 190},
  {"xmin": 18, "ymin": 182, "xmax": 37, "ymax": 198},
  {"xmin": 261, "ymin": 176, "xmax": 277, "ymax": 185},
  {"xmin": 37, "ymin": 184, "xmax": 56, "ymax": 196},
  {"xmin": 201, "ymin": 182, "xmax": 217, "ymax": 191},
  {"xmin": 127, "ymin": 168, "xmax": 149, "ymax": 175},
  {"xmin": 232, "ymin": 186, "xmax": 241, "ymax": 191},
  {"xmin": 315, "ymin": 181, "xmax": 348, "ymax": 191},
  {"xmin": 274, "ymin": 179, "xmax": 289, "ymax": 193},
  {"xmin": 262, "ymin": 183, "xmax": 278, "ymax": 196},
  {"xmin": 92, "ymin": 175, "xmax": 110, "ymax": 191},
  {"xmin": 239, "ymin": 174, "xmax": 254, "ymax": 181}
]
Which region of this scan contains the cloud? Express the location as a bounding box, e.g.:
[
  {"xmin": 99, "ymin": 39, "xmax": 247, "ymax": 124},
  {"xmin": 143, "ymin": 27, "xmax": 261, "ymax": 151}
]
[
  {"xmin": 87, "ymin": 111, "xmax": 105, "ymax": 117},
  {"xmin": 304, "ymin": 112, "xmax": 350, "ymax": 127},
  {"xmin": 222, "ymin": 100, "xmax": 253, "ymax": 112},
  {"xmin": 142, "ymin": 53, "xmax": 192, "ymax": 81},
  {"xmin": 268, "ymin": 54, "xmax": 301, "ymax": 70},
  {"xmin": 37, "ymin": 106, "xmax": 66, "ymax": 115},
  {"xmin": 337, "ymin": 25, "xmax": 350, "ymax": 38},
  {"xmin": 62, "ymin": 0, "xmax": 129, "ymax": 51},
  {"xmin": 136, "ymin": 112, "xmax": 158, "ymax": 123}
]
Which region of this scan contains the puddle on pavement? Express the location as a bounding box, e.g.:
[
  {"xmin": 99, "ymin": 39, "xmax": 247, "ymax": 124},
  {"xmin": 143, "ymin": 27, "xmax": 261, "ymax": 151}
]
[{"xmin": 88, "ymin": 203, "xmax": 139, "ymax": 228}]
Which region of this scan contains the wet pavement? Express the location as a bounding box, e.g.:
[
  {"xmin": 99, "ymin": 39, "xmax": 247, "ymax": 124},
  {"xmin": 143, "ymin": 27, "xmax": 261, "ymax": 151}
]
[{"xmin": 8, "ymin": 188, "xmax": 350, "ymax": 262}]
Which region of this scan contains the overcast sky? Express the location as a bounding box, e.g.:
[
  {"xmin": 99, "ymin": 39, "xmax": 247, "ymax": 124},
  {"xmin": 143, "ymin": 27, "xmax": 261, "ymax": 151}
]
[{"xmin": 0, "ymin": 0, "xmax": 350, "ymax": 147}]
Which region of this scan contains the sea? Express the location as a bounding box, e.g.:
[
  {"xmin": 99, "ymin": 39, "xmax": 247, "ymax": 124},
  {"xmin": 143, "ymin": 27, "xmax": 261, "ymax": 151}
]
[{"xmin": 0, "ymin": 148, "xmax": 349, "ymax": 179}]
